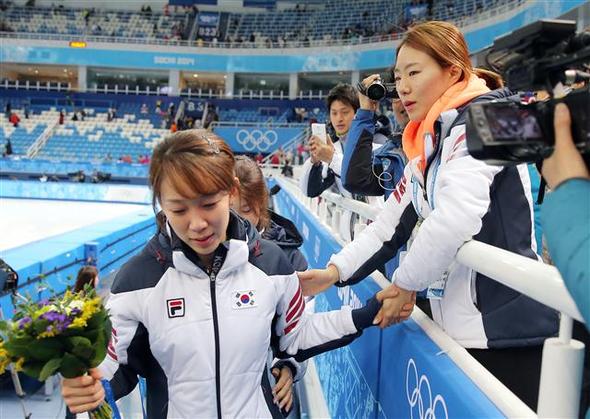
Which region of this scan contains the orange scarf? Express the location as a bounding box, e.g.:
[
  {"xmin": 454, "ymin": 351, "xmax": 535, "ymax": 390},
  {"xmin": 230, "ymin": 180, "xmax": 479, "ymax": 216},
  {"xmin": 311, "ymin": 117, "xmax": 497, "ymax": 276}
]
[{"xmin": 402, "ymin": 74, "xmax": 490, "ymax": 172}]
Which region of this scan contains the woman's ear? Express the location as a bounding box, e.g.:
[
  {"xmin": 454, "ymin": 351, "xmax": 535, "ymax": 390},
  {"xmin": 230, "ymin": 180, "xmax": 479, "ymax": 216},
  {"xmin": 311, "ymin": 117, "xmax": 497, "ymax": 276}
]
[{"xmin": 449, "ymin": 65, "xmax": 463, "ymax": 84}]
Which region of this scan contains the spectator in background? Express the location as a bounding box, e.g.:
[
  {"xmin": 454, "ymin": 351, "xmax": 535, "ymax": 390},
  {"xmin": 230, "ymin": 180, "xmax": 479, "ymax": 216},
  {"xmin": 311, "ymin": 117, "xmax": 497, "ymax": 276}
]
[
  {"xmin": 281, "ymin": 158, "xmax": 294, "ymax": 178},
  {"xmin": 140, "ymin": 103, "xmax": 149, "ymax": 114},
  {"xmin": 4, "ymin": 101, "xmax": 10, "ymax": 119},
  {"xmin": 4, "ymin": 138, "xmax": 13, "ymax": 156},
  {"xmin": 255, "ymin": 152, "xmax": 264, "ymax": 165},
  {"xmin": 270, "ymin": 152, "xmax": 280, "ymax": 166},
  {"xmin": 9, "ymin": 112, "xmax": 20, "ymax": 128},
  {"xmin": 299, "ymin": 83, "xmax": 384, "ymax": 242},
  {"xmin": 59, "ymin": 110, "xmax": 65, "ymax": 125},
  {"xmin": 24, "ymin": 104, "xmax": 29, "ymax": 119}
]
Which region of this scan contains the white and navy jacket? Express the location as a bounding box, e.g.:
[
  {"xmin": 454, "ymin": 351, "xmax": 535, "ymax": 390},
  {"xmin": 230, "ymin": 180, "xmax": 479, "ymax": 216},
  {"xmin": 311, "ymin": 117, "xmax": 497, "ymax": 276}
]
[
  {"xmin": 100, "ymin": 213, "xmax": 379, "ymax": 418},
  {"xmin": 330, "ymin": 89, "xmax": 558, "ymax": 349}
]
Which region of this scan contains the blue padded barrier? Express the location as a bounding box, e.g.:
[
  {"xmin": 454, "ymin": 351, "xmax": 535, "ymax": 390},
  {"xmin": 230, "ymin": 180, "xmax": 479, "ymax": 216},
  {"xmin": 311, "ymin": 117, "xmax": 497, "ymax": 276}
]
[
  {"xmin": 1, "ymin": 158, "xmax": 149, "ymax": 181},
  {"xmin": 0, "ymin": 179, "xmax": 151, "ymax": 204}
]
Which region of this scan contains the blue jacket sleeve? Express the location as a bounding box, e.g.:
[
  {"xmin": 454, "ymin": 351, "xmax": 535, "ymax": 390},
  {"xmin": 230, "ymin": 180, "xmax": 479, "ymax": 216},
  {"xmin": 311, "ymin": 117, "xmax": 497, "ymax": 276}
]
[
  {"xmin": 541, "ymin": 179, "xmax": 590, "ymax": 325},
  {"xmin": 341, "ymin": 109, "xmax": 385, "ymax": 196}
]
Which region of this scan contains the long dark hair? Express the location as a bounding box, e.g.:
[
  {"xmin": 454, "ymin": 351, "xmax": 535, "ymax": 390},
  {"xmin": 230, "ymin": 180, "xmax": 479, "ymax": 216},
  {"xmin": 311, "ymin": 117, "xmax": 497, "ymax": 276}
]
[
  {"xmin": 74, "ymin": 265, "xmax": 98, "ymax": 292},
  {"xmin": 234, "ymin": 155, "xmax": 270, "ymax": 230}
]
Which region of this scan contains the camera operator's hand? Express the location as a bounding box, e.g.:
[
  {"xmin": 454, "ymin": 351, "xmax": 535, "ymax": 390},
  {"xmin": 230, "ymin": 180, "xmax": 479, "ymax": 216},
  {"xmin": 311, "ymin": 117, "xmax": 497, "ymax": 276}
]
[
  {"xmin": 542, "ymin": 103, "xmax": 589, "ymax": 189},
  {"xmin": 358, "ymin": 74, "xmax": 380, "ymax": 112},
  {"xmin": 308, "ymin": 134, "xmax": 335, "ymax": 165}
]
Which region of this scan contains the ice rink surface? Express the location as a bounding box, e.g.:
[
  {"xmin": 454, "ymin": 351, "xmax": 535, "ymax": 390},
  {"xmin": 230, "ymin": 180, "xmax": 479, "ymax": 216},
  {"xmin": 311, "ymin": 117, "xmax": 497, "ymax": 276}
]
[{"xmin": 0, "ymin": 198, "xmax": 149, "ymax": 252}]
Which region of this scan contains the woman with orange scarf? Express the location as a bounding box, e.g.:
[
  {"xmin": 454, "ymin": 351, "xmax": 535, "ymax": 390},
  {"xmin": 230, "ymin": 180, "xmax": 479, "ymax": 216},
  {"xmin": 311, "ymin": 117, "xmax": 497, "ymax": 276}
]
[{"xmin": 298, "ymin": 21, "xmax": 558, "ymax": 409}]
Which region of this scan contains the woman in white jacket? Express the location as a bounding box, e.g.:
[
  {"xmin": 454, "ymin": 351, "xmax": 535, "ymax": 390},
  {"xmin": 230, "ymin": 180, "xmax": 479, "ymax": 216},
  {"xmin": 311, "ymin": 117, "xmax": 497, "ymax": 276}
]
[
  {"xmin": 61, "ymin": 130, "xmax": 383, "ymax": 418},
  {"xmin": 299, "ymin": 21, "xmax": 558, "ymax": 410}
]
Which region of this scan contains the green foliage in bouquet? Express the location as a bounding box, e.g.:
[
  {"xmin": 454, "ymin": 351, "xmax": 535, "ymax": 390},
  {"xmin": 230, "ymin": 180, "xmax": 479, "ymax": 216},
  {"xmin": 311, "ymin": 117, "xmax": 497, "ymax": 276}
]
[{"xmin": 0, "ymin": 285, "xmax": 111, "ymax": 381}]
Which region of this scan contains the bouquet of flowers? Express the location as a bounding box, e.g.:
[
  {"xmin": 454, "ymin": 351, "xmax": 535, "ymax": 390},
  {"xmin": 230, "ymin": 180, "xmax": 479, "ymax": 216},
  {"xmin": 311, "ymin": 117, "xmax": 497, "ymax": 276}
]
[{"xmin": 0, "ymin": 286, "xmax": 114, "ymax": 418}]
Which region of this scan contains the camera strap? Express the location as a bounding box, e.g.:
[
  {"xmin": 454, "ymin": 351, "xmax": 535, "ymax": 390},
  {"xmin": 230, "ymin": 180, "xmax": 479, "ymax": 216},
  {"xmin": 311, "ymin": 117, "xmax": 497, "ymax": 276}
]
[{"xmin": 535, "ymin": 160, "xmax": 547, "ymax": 204}]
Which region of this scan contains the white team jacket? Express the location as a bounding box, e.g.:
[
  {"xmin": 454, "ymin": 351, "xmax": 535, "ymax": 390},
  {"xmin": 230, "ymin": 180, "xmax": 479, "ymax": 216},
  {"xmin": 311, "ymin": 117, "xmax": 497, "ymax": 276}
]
[
  {"xmin": 100, "ymin": 214, "xmax": 376, "ymax": 418},
  {"xmin": 330, "ymin": 102, "xmax": 557, "ymax": 349}
]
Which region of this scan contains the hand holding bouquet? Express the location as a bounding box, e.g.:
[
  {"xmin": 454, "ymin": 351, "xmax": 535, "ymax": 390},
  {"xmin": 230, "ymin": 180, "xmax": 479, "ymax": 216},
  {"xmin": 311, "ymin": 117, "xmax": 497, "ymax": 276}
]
[{"xmin": 0, "ymin": 286, "xmax": 115, "ymax": 418}]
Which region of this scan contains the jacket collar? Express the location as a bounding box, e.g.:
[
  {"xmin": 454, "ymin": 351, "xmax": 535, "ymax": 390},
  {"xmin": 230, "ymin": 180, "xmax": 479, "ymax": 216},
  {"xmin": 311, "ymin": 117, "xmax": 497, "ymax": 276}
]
[{"xmin": 169, "ymin": 211, "xmax": 260, "ymax": 279}]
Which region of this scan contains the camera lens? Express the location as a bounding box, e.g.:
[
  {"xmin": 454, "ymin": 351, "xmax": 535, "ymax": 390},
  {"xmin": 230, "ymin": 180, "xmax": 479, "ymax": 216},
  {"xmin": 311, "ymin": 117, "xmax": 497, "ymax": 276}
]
[{"xmin": 367, "ymin": 82, "xmax": 386, "ymax": 101}]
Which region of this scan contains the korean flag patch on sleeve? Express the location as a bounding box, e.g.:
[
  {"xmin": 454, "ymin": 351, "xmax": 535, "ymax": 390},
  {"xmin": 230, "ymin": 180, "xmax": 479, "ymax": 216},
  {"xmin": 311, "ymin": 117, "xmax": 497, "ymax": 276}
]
[{"xmin": 233, "ymin": 290, "xmax": 257, "ymax": 309}]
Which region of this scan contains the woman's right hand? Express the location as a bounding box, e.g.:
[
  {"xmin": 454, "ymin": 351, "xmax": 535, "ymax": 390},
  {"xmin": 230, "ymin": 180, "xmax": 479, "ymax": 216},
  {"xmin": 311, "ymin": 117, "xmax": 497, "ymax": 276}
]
[
  {"xmin": 297, "ymin": 264, "xmax": 340, "ymax": 296},
  {"xmin": 61, "ymin": 368, "xmax": 105, "ymax": 414},
  {"xmin": 358, "ymin": 74, "xmax": 381, "ymax": 112}
]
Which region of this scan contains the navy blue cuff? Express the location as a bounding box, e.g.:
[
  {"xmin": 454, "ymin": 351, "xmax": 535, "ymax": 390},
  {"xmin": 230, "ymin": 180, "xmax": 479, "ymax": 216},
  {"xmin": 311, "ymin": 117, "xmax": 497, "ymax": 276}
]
[{"xmin": 351, "ymin": 295, "xmax": 381, "ymax": 330}]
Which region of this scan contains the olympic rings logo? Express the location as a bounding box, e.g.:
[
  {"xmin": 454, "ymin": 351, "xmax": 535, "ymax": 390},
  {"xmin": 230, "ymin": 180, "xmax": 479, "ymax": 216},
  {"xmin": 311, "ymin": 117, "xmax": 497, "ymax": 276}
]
[
  {"xmin": 406, "ymin": 358, "xmax": 448, "ymax": 419},
  {"xmin": 236, "ymin": 129, "xmax": 278, "ymax": 152}
]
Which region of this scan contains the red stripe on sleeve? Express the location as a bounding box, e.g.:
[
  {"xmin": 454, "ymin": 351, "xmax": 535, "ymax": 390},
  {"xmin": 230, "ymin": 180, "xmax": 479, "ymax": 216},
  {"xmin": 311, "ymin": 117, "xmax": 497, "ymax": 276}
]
[
  {"xmin": 284, "ymin": 319, "xmax": 300, "ymax": 335},
  {"xmin": 286, "ymin": 300, "xmax": 305, "ymax": 327},
  {"xmin": 286, "ymin": 293, "xmax": 304, "ymax": 322},
  {"xmin": 288, "ymin": 287, "xmax": 302, "ymax": 310}
]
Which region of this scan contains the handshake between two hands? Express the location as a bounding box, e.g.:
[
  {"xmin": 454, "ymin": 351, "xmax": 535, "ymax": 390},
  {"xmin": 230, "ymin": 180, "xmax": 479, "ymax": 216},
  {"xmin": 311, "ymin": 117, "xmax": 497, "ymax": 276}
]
[{"xmin": 297, "ymin": 265, "xmax": 416, "ymax": 329}]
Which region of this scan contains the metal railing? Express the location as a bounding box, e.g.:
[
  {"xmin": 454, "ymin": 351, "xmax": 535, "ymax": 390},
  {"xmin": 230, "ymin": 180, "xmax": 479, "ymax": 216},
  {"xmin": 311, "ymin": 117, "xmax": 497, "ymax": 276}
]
[
  {"xmin": 26, "ymin": 119, "xmax": 59, "ymax": 158},
  {"xmin": 271, "ymin": 174, "xmax": 585, "ymax": 419},
  {"xmin": 261, "ymin": 126, "xmax": 310, "ymax": 166},
  {"xmin": 0, "ymin": 80, "xmax": 330, "ymax": 101}
]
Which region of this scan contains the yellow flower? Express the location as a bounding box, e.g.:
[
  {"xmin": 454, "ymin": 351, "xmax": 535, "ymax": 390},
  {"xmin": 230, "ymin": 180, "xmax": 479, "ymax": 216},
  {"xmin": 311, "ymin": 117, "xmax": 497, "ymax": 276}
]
[
  {"xmin": 67, "ymin": 297, "xmax": 101, "ymax": 330},
  {"xmin": 0, "ymin": 345, "xmax": 10, "ymax": 375},
  {"xmin": 68, "ymin": 317, "xmax": 88, "ymax": 329},
  {"xmin": 37, "ymin": 326, "xmax": 59, "ymax": 339},
  {"xmin": 33, "ymin": 305, "xmax": 52, "ymax": 319},
  {"xmin": 14, "ymin": 357, "xmax": 24, "ymax": 372}
]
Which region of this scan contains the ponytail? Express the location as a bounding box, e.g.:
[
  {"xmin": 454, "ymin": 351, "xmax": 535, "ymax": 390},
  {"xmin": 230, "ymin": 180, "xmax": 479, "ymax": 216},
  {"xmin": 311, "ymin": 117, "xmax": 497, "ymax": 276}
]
[{"xmin": 474, "ymin": 68, "xmax": 504, "ymax": 90}]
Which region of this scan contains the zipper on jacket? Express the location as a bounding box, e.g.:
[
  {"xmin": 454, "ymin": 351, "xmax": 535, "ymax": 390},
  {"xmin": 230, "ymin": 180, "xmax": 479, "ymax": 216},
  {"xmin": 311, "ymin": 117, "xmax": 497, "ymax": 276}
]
[
  {"xmin": 422, "ymin": 124, "xmax": 443, "ymax": 202},
  {"xmin": 209, "ymin": 269, "xmax": 222, "ymax": 419}
]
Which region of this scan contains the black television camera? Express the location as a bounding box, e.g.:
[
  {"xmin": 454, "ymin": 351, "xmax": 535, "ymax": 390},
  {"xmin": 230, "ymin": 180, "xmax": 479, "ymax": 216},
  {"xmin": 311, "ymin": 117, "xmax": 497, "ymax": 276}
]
[
  {"xmin": 0, "ymin": 259, "xmax": 18, "ymax": 295},
  {"xmin": 466, "ymin": 19, "xmax": 590, "ymax": 165},
  {"xmin": 357, "ymin": 78, "xmax": 398, "ymax": 101}
]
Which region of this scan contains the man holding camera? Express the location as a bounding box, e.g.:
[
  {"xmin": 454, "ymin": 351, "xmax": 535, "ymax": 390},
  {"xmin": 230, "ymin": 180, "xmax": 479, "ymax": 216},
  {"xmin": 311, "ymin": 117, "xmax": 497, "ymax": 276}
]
[
  {"xmin": 341, "ymin": 74, "xmax": 409, "ymax": 199},
  {"xmin": 299, "ymin": 83, "xmax": 385, "ymax": 242}
]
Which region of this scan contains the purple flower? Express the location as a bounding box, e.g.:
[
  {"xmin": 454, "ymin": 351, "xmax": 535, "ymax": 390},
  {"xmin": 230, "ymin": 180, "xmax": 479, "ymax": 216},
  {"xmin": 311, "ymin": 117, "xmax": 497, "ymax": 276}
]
[
  {"xmin": 40, "ymin": 311, "xmax": 62, "ymax": 322},
  {"xmin": 70, "ymin": 308, "xmax": 81, "ymax": 316},
  {"xmin": 18, "ymin": 317, "xmax": 32, "ymax": 329},
  {"xmin": 56, "ymin": 318, "xmax": 72, "ymax": 332}
]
